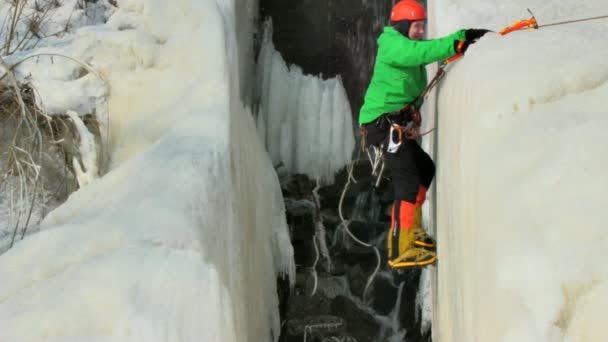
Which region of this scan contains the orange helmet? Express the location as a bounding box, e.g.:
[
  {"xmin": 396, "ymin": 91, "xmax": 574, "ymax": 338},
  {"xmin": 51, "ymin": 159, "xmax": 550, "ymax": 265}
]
[{"xmin": 390, "ymin": 0, "xmax": 427, "ymax": 21}]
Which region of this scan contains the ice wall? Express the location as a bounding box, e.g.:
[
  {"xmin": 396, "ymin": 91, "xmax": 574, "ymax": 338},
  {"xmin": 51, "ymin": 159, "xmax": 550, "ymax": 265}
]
[
  {"xmin": 0, "ymin": 1, "xmax": 294, "ymax": 341},
  {"xmin": 429, "ymin": 1, "xmax": 608, "ymax": 341},
  {"xmin": 255, "ymin": 20, "xmax": 355, "ymax": 184}
]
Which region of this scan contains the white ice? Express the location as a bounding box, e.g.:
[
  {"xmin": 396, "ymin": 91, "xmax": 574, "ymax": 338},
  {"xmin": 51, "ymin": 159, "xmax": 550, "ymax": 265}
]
[
  {"xmin": 0, "ymin": 1, "xmax": 294, "ymax": 342},
  {"xmin": 426, "ymin": 1, "xmax": 608, "ymax": 341},
  {"xmin": 66, "ymin": 110, "xmax": 98, "ymax": 187},
  {"xmin": 255, "ymin": 19, "xmax": 355, "ymax": 184}
]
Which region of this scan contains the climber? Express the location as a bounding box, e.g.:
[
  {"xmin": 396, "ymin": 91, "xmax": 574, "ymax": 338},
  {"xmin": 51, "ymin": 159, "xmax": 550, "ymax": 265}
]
[{"xmin": 359, "ymin": 0, "xmax": 489, "ymax": 268}]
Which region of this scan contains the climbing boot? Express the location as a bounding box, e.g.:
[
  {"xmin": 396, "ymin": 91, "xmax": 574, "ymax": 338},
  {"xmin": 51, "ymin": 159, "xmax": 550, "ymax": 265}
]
[
  {"xmin": 387, "ymin": 227, "xmax": 437, "ymax": 268},
  {"xmin": 413, "ymin": 185, "xmax": 436, "ymax": 249},
  {"xmin": 413, "ymin": 227, "xmax": 436, "ymax": 249},
  {"xmin": 387, "ymin": 200, "xmax": 437, "ymax": 269},
  {"xmin": 416, "ymin": 185, "xmax": 428, "ymax": 207},
  {"xmin": 412, "ymin": 207, "xmax": 436, "ymax": 249}
]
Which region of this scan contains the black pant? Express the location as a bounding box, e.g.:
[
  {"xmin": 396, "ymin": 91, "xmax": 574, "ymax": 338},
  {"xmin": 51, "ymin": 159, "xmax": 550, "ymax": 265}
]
[
  {"xmin": 386, "ymin": 139, "xmax": 435, "ymax": 202},
  {"xmin": 365, "ymin": 120, "xmax": 435, "ymax": 203}
]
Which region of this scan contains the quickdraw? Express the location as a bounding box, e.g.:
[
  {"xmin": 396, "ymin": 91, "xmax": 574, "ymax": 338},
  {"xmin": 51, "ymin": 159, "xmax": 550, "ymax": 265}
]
[
  {"xmin": 499, "ymin": 9, "xmax": 608, "ymax": 34},
  {"xmin": 499, "ymin": 9, "xmax": 538, "ymax": 35}
]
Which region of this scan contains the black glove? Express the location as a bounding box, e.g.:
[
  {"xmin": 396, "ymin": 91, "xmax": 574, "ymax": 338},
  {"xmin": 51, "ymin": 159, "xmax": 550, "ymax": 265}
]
[
  {"xmin": 453, "ymin": 40, "xmax": 471, "ymax": 54},
  {"xmin": 465, "ymin": 28, "xmax": 491, "ymax": 42}
]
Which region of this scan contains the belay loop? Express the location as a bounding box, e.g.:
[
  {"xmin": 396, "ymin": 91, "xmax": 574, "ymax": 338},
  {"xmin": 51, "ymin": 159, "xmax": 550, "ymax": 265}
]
[
  {"xmin": 387, "ymin": 124, "xmax": 403, "ymax": 153},
  {"xmin": 385, "ymin": 104, "xmax": 426, "ymax": 144}
]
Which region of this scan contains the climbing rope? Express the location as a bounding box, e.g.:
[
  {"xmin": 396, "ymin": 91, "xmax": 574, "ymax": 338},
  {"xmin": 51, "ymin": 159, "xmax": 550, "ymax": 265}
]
[
  {"xmin": 366, "ymin": 145, "xmax": 385, "ymax": 188},
  {"xmin": 337, "ymin": 147, "xmax": 382, "ymax": 302},
  {"xmin": 310, "ymin": 233, "xmax": 320, "ymax": 296}
]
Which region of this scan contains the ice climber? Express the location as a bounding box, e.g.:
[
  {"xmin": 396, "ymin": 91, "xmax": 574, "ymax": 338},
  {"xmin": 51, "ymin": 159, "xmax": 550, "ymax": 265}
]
[{"xmin": 359, "ymin": 0, "xmax": 489, "ymax": 268}]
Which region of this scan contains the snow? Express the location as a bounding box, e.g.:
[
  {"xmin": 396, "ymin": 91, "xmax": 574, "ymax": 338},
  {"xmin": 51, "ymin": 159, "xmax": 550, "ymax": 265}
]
[
  {"xmin": 255, "ymin": 20, "xmax": 355, "ymax": 184},
  {"xmin": 0, "ymin": 0, "xmax": 115, "ymax": 53},
  {"xmin": 0, "ymin": 0, "xmax": 294, "ymax": 341},
  {"xmin": 427, "ymin": 0, "xmax": 608, "ymax": 341}
]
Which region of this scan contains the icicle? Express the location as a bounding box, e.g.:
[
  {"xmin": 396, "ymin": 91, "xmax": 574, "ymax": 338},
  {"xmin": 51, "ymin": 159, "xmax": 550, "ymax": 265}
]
[
  {"xmin": 66, "ymin": 110, "xmax": 98, "ymax": 187},
  {"xmin": 254, "ymin": 21, "xmax": 355, "ymax": 184}
]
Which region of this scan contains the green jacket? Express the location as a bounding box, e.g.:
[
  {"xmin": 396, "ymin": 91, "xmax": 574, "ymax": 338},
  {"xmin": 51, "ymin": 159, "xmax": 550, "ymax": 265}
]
[{"xmin": 358, "ymin": 27, "xmax": 466, "ymax": 124}]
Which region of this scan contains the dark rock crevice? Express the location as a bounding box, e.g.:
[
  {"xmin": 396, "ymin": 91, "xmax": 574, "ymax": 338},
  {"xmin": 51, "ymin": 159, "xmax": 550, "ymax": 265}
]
[
  {"xmin": 276, "ymin": 166, "xmax": 432, "ymax": 342},
  {"xmin": 259, "ymin": 0, "xmax": 391, "ymax": 119}
]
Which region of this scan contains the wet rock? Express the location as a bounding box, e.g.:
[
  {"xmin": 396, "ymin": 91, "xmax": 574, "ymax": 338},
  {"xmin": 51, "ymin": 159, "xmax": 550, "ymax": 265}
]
[
  {"xmin": 330, "ymin": 295, "xmax": 381, "ymax": 342},
  {"xmin": 283, "ymin": 315, "xmax": 346, "ymax": 342},
  {"xmin": 327, "ymin": 256, "xmax": 346, "ymax": 276},
  {"xmin": 287, "ymin": 273, "xmax": 335, "ymax": 319},
  {"xmin": 318, "ymin": 165, "xmax": 375, "ymax": 210},
  {"xmin": 281, "ymin": 173, "xmax": 316, "ymax": 200},
  {"xmin": 320, "ymin": 335, "xmax": 358, "ymax": 342},
  {"xmin": 281, "ymin": 173, "xmax": 327, "ymax": 271},
  {"xmin": 285, "ymin": 198, "xmax": 316, "ymax": 216},
  {"xmin": 315, "ymin": 276, "xmax": 352, "ymax": 299},
  {"xmin": 274, "ymin": 128, "xmax": 431, "ymax": 342},
  {"xmin": 277, "ymin": 274, "xmax": 291, "ymax": 322},
  {"xmin": 286, "ymin": 289, "xmax": 333, "ymax": 321},
  {"xmin": 369, "ymin": 273, "xmax": 399, "ymax": 316},
  {"xmin": 405, "ymin": 326, "xmax": 433, "ymax": 342},
  {"xmin": 341, "ymin": 220, "xmax": 376, "ymax": 245},
  {"xmin": 291, "ymin": 223, "xmax": 315, "ymax": 268},
  {"xmin": 293, "ymin": 273, "xmax": 352, "ymax": 303},
  {"xmin": 394, "ymin": 269, "xmax": 424, "ymax": 341},
  {"xmin": 344, "ymin": 264, "xmax": 366, "ymax": 299}
]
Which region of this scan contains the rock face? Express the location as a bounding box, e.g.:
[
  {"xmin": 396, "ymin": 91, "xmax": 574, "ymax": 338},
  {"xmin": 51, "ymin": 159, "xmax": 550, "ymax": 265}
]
[{"xmin": 276, "ymin": 167, "xmax": 432, "ymax": 342}]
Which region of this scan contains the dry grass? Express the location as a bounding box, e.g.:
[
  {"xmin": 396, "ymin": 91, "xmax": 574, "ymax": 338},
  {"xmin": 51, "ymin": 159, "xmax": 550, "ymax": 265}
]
[
  {"xmin": 0, "ymin": 56, "xmax": 103, "ymax": 250},
  {"xmin": 0, "ymin": 0, "xmax": 114, "ymax": 252},
  {"xmin": 0, "ymin": 0, "xmax": 111, "ymax": 253},
  {"xmin": 2, "ymin": 0, "xmax": 82, "ymax": 54},
  {"xmin": 0, "ymin": 75, "xmax": 48, "ymax": 248}
]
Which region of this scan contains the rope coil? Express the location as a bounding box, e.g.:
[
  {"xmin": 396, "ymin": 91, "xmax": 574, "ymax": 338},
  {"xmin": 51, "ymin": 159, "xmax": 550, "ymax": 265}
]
[{"xmin": 337, "ymin": 149, "xmax": 382, "ymax": 301}]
